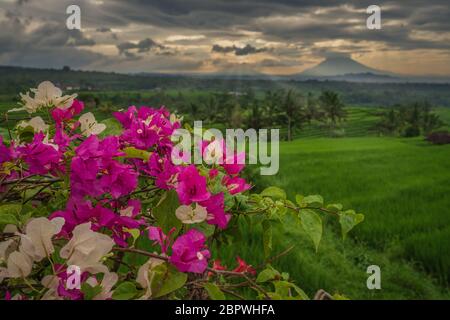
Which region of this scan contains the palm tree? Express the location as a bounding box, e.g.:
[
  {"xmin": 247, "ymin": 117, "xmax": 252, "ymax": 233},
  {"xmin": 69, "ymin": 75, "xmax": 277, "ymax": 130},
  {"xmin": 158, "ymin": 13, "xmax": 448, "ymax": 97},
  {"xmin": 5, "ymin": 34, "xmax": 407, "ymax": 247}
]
[
  {"xmin": 318, "ymin": 91, "xmax": 346, "ymax": 127},
  {"xmin": 280, "ymin": 89, "xmax": 304, "ymax": 141}
]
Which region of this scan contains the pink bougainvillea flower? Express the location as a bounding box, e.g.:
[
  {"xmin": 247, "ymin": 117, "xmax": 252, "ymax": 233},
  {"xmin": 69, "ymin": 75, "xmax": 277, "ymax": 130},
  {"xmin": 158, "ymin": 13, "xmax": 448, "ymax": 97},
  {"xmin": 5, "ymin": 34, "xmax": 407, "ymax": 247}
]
[
  {"xmin": 49, "ymin": 264, "xmax": 89, "ymax": 300},
  {"xmin": 176, "ymin": 165, "xmax": 211, "ymax": 205},
  {"xmin": 221, "ymin": 151, "xmax": 246, "ymax": 176},
  {"xmin": 51, "ymin": 99, "xmax": 84, "ymax": 124},
  {"xmin": 5, "ymin": 291, "xmax": 11, "ymax": 300},
  {"xmin": 208, "ymin": 168, "xmax": 219, "ymax": 179},
  {"xmin": 113, "ymin": 106, "xmax": 138, "ymax": 129},
  {"xmin": 169, "ymin": 229, "xmax": 210, "ymax": 273},
  {"xmin": 121, "ymin": 119, "xmax": 159, "ymax": 150},
  {"xmin": 232, "ymin": 256, "xmax": 256, "ymax": 275},
  {"xmin": 98, "ymin": 161, "xmax": 138, "ymax": 199},
  {"xmin": 0, "ymin": 136, "xmax": 12, "ymax": 164},
  {"xmin": 17, "ymin": 133, "xmax": 62, "ymax": 175},
  {"xmin": 70, "ymin": 135, "xmax": 137, "ymax": 199},
  {"xmin": 222, "ymin": 176, "xmax": 251, "ymax": 195},
  {"xmin": 51, "ymin": 199, "xmax": 144, "ymax": 247},
  {"xmin": 199, "ymin": 192, "xmax": 230, "ymax": 229},
  {"xmin": 148, "ymin": 226, "xmax": 175, "ymax": 254},
  {"xmin": 147, "ymin": 153, "xmax": 179, "ymax": 190}
]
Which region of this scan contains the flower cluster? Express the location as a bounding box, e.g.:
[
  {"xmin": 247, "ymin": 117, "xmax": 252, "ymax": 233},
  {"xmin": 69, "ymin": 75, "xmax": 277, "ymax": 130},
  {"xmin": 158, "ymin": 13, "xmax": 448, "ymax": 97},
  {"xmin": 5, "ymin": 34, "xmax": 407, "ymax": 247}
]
[{"xmin": 0, "ymin": 82, "xmax": 255, "ymax": 300}]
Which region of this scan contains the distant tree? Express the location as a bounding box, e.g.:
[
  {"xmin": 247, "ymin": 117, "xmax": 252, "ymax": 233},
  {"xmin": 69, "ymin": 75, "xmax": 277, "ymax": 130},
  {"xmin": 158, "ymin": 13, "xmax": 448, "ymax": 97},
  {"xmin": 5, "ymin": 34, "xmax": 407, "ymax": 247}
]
[
  {"xmin": 318, "ymin": 91, "xmax": 347, "ymax": 127},
  {"xmin": 304, "ymin": 92, "xmax": 322, "ymax": 124},
  {"xmin": 278, "ymin": 89, "xmax": 305, "ymax": 141},
  {"xmin": 62, "ymin": 65, "xmax": 71, "ymax": 72},
  {"xmin": 375, "ymin": 107, "xmax": 401, "ymax": 135},
  {"xmin": 230, "ymin": 103, "xmax": 244, "ymax": 128}
]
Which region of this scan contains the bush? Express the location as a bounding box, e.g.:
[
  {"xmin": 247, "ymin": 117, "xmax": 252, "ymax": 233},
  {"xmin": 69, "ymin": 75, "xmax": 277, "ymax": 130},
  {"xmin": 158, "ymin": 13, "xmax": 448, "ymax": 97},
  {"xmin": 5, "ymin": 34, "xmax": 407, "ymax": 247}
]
[
  {"xmin": 426, "ymin": 131, "xmax": 450, "ymax": 145},
  {"xmin": 402, "ymin": 126, "xmax": 421, "ymax": 137}
]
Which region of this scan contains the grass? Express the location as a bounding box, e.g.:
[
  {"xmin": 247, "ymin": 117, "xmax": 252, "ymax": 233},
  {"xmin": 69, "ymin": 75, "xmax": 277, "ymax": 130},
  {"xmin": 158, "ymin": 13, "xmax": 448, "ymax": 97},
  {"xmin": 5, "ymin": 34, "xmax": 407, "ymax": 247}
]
[{"xmin": 221, "ymin": 136, "xmax": 450, "ymax": 299}]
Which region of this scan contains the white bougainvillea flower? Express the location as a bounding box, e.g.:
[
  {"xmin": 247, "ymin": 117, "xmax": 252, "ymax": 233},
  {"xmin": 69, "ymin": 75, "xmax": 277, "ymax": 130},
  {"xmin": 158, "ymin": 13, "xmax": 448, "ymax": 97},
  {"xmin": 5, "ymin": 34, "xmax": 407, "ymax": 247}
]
[
  {"xmin": 86, "ymin": 272, "xmax": 119, "ymax": 300},
  {"xmin": 175, "ymin": 203, "xmax": 208, "ymax": 224},
  {"xmin": 11, "ymin": 81, "xmax": 77, "ymax": 114},
  {"xmin": 136, "ymin": 257, "xmax": 165, "ymax": 299},
  {"xmin": 203, "ymin": 139, "xmax": 224, "ymax": 165},
  {"xmin": 0, "ymin": 239, "xmax": 14, "ymax": 263},
  {"xmin": 169, "ymin": 113, "xmax": 183, "ymax": 125},
  {"xmin": 60, "ymin": 222, "xmax": 114, "ymax": 274},
  {"xmin": 17, "ymin": 116, "xmax": 49, "ymax": 133},
  {"xmin": 41, "ymin": 275, "xmax": 63, "ymax": 300},
  {"xmin": 0, "ymin": 224, "xmax": 19, "ymax": 263},
  {"xmin": 19, "ymin": 217, "xmax": 65, "ymax": 262},
  {"xmin": 5, "ymin": 250, "xmax": 33, "ymax": 278},
  {"xmin": 79, "ymin": 112, "xmax": 106, "ymax": 137}
]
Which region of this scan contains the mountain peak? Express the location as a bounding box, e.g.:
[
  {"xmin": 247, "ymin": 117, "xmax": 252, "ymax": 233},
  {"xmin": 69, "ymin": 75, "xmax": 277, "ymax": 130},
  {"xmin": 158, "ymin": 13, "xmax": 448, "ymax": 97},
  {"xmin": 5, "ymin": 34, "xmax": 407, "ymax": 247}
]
[{"xmin": 301, "ymin": 56, "xmax": 385, "ymax": 77}]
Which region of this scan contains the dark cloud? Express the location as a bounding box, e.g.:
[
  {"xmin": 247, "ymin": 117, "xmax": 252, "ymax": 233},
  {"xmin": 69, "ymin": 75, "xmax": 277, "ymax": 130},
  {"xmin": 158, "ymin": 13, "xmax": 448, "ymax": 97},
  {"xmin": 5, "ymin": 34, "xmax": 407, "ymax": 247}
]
[
  {"xmin": 212, "ymin": 44, "xmax": 267, "ymax": 56},
  {"xmin": 96, "ymin": 27, "xmax": 112, "ymax": 33},
  {"xmin": 0, "ymin": 0, "xmax": 449, "ymax": 73},
  {"xmin": 116, "ymin": 38, "xmax": 171, "ymax": 59}
]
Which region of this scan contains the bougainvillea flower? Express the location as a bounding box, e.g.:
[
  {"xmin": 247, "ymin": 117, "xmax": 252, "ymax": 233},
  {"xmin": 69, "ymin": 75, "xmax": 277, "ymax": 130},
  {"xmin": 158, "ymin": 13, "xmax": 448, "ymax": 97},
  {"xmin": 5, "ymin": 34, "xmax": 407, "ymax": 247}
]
[
  {"xmin": 51, "ymin": 99, "xmax": 84, "ymax": 124},
  {"xmin": 17, "ymin": 116, "xmax": 49, "ymax": 133},
  {"xmin": 232, "ymin": 256, "xmax": 256, "ymax": 275},
  {"xmin": 70, "ymin": 135, "xmax": 137, "ymax": 199},
  {"xmin": 169, "ymin": 229, "xmax": 210, "ymax": 273},
  {"xmin": 60, "ymin": 222, "xmax": 114, "ymax": 274},
  {"xmin": 222, "ymin": 151, "xmax": 246, "ymax": 176},
  {"xmin": 207, "ymin": 169, "xmax": 218, "ymax": 180},
  {"xmin": 207, "ymin": 259, "xmax": 227, "ymax": 278},
  {"xmin": 79, "ymin": 112, "xmax": 106, "ymax": 137},
  {"xmin": 199, "ymin": 192, "xmax": 230, "ymax": 229},
  {"xmin": 0, "ymin": 136, "xmax": 12, "ymax": 164},
  {"xmin": 98, "ymin": 161, "xmax": 138, "ymax": 199},
  {"xmin": 222, "ymin": 176, "xmax": 251, "ymax": 195},
  {"xmin": 176, "ymin": 165, "xmax": 211, "ymax": 205},
  {"xmin": 175, "ymin": 204, "xmax": 208, "ymax": 224},
  {"xmin": 113, "ymin": 106, "xmax": 138, "ymax": 129},
  {"xmin": 147, "ymin": 153, "xmax": 179, "ymax": 190},
  {"xmin": 148, "ymin": 226, "xmax": 175, "ymax": 254},
  {"xmin": 120, "ymin": 119, "xmax": 159, "ymax": 150},
  {"xmin": 19, "ymin": 217, "xmax": 65, "ymax": 262},
  {"xmin": 17, "ymin": 133, "xmax": 62, "ymax": 175}
]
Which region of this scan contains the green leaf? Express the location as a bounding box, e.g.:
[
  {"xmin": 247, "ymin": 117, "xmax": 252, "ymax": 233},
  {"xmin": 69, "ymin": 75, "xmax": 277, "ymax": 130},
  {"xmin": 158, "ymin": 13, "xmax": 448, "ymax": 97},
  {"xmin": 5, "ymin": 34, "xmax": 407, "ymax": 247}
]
[
  {"xmin": 273, "ymin": 281, "xmax": 309, "ymax": 300},
  {"xmin": 123, "ymin": 147, "xmax": 152, "ymax": 161},
  {"xmin": 99, "ymin": 118, "xmax": 123, "ymax": 137},
  {"xmin": 301, "ymin": 195, "xmax": 324, "ymax": 208},
  {"xmin": 261, "ymin": 186, "xmax": 286, "ymax": 200},
  {"xmin": 0, "ymin": 204, "xmax": 21, "ymax": 225},
  {"xmin": 203, "ymin": 283, "xmax": 225, "ymax": 300},
  {"xmin": 112, "ymin": 282, "xmax": 138, "ymax": 300},
  {"xmin": 151, "ymin": 264, "xmax": 188, "ymax": 298},
  {"xmin": 326, "ymin": 203, "xmax": 343, "ymax": 213},
  {"xmin": 262, "ymin": 220, "xmax": 273, "ymax": 258},
  {"xmin": 299, "ymin": 209, "xmax": 322, "ymax": 251},
  {"xmin": 295, "ymin": 195, "xmax": 304, "ymax": 206},
  {"xmin": 195, "ymin": 222, "xmax": 216, "ymax": 237},
  {"xmin": 81, "ymin": 283, "xmax": 102, "ymax": 300},
  {"xmin": 153, "ymin": 190, "xmax": 181, "ymax": 235},
  {"xmin": 339, "ymin": 210, "xmax": 364, "ymax": 239},
  {"xmin": 256, "ymin": 267, "xmax": 279, "ymax": 283}
]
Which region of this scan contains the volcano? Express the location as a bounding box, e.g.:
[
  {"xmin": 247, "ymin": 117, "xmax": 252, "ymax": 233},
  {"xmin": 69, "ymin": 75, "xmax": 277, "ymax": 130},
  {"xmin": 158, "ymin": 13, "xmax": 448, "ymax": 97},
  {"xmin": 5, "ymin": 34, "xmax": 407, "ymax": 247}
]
[{"xmin": 300, "ymin": 56, "xmax": 389, "ymax": 77}]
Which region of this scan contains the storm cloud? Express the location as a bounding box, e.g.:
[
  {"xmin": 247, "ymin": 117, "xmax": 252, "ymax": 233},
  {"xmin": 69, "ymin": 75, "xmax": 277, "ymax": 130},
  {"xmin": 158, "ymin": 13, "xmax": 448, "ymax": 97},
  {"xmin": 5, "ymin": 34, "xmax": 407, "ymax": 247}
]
[{"xmin": 0, "ymin": 0, "xmax": 449, "ymax": 74}]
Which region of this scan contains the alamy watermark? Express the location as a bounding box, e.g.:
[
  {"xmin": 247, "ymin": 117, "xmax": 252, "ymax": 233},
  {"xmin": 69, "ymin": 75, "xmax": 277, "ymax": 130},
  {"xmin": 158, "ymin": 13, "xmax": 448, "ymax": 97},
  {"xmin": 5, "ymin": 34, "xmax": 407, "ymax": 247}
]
[
  {"xmin": 66, "ymin": 5, "xmax": 382, "ymax": 31},
  {"xmin": 171, "ymin": 121, "xmax": 280, "ymax": 176}
]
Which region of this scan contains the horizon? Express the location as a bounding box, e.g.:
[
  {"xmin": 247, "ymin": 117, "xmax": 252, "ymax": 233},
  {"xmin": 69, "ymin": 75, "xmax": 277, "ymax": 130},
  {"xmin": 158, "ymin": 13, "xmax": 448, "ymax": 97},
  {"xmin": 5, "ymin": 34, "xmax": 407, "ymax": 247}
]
[{"xmin": 1, "ymin": 0, "xmax": 450, "ymax": 76}]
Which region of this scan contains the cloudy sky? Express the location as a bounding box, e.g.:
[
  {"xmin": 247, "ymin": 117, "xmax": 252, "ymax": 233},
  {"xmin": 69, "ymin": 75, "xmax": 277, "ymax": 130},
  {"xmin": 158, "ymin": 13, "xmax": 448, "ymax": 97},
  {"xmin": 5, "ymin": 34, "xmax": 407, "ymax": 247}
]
[{"xmin": 1, "ymin": 0, "xmax": 449, "ymax": 75}]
